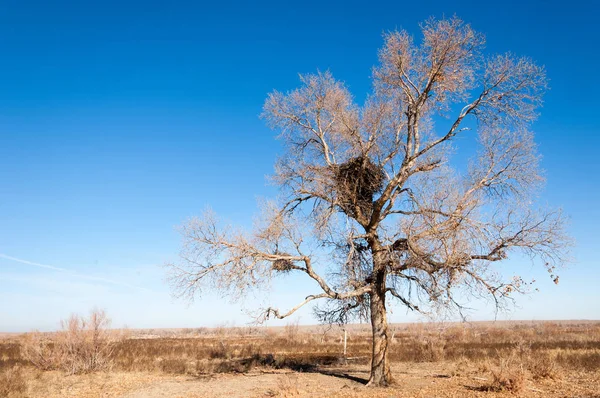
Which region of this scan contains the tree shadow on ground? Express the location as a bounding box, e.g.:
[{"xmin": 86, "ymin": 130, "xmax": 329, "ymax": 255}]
[
  {"xmin": 315, "ymin": 369, "xmax": 369, "ymax": 385},
  {"xmin": 214, "ymin": 354, "xmax": 369, "ymax": 385}
]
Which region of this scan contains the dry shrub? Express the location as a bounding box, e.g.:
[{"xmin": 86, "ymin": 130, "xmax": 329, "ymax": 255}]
[
  {"xmin": 483, "ymin": 357, "xmax": 526, "ymax": 393},
  {"xmin": 528, "ymin": 352, "xmax": 560, "ymax": 380},
  {"xmin": 240, "ymin": 342, "xmax": 262, "ymax": 357},
  {"xmin": 214, "ymin": 359, "xmax": 248, "ymax": 373},
  {"xmin": 278, "ymin": 374, "xmax": 300, "ymax": 396},
  {"xmin": 195, "ymin": 357, "xmax": 253, "ymax": 374},
  {"xmin": 209, "ymin": 341, "xmax": 232, "ymax": 359},
  {"xmin": 556, "ymin": 351, "xmax": 600, "ymax": 371},
  {"xmin": 160, "ymin": 358, "xmax": 188, "ymax": 374},
  {"xmin": 284, "ymin": 320, "xmax": 300, "ymax": 343},
  {"xmin": 21, "ymin": 308, "xmax": 117, "ymax": 374},
  {"xmin": 0, "ymin": 341, "xmax": 26, "ymax": 371},
  {"xmin": 195, "ymin": 359, "xmax": 211, "ymax": 374},
  {"xmin": 58, "ymin": 309, "xmax": 115, "ymax": 374},
  {"xmin": 415, "ymin": 338, "xmax": 445, "ymax": 362},
  {"xmin": 0, "ymin": 366, "xmax": 27, "ymax": 397},
  {"xmin": 489, "ymin": 368, "xmax": 525, "ymax": 393},
  {"xmin": 450, "ymin": 356, "xmax": 471, "ymax": 377},
  {"xmin": 266, "ymin": 374, "xmax": 300, "ymax": 397},
  {"xmin": 213, "ymin": 323, "xmax": 229, "ymax": 337},
  {"xmin": 20, "ymin": 331, "xmax": 59, "ymax": 371},
  {"xmin": 477, "ymin": 360, "xmax": 491, "ymax": 374}
]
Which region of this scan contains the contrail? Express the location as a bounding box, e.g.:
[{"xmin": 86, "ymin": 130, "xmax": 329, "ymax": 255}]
[
  {"xmin": 0, "ymin": 253, "xmax": 152, "ymax": 292},
  {"xmin": 0, "ymin": 254, "xmax": 67, "ymax": 272}
]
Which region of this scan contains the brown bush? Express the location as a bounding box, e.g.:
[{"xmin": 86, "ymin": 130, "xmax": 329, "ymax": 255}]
[
  {"xmin": 488, "ymin": 368, "xmax": 525, "ymax": 393},
  {"xmin": 556, "ymin": 351, "xmax": 600, "ymax": 371},
  {"xmin": 265, "ymin": 374, "xmax": 300, "ymax": 397},
  {"xmin": 160, "ymin": 358, "xmax": 188, "ymax": 374},
  {"xmin": 21, "ymin": 308, "xmax": 118, "ymax": 374},
  {"xmin": 284, "ymin": 320, "xmax": 300, "ymax": 343},
  {"xmin": 528, "ymin": 352, "xmax": 560, "ymax": 380},
  {"xmin": 209, "ymin": 341, "xmax": 232, "ymax": 359},
  {"xmin": 20, "ymin": 331, "xmax": 59, "ymax": 371},
  {"xmin": 0, "ymin": 366, "xmax": 27, "ymax": 397},
  {"xmin": 482, "ymin": 357, "xmax": 526, "ymax": 393},
  {"xmin": 415, "ymin": 338, "xmax": 445, "ymax": 362},
  {"xmin": 449, "ymin": 356, "xmax": 471, "ymax": 377}
]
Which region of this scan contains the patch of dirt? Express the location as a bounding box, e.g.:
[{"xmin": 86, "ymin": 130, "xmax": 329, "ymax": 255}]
[
  {"xmin": 122, "ymin": 371, "xmax": 354, "ymax": 398},
  {"xmin": 21, "ymin": 363, "xmax": 600, "ymax": 398}
]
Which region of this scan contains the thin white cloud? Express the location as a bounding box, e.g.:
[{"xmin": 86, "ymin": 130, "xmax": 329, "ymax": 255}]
[
  {"xmin": 0, "ymin": 253, "xmax": 152, "ymax": 292},
  {"xmin": 0, "ymin": 254, "xmax": 67, "ymax": 272}
]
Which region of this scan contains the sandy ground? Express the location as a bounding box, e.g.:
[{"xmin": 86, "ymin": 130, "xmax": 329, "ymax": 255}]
[{"xmin": 20, "ymin": 362, "xmax": 600, "ymax": 398}]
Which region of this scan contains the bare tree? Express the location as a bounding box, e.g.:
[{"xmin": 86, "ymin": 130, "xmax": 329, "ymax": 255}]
[{"xmin": 166, "ymin": 17, "xmax": 570, "ymax": 387}]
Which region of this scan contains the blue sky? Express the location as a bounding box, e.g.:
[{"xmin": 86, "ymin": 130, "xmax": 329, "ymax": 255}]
[{"xmin": 1, "ymin": 0, "xmax": 599, "ymax": 332}]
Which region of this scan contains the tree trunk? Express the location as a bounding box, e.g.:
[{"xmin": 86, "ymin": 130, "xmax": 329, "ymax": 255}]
[{"xmin": 367, "ymin": 275, "xmax": 393, "ymax": 386}]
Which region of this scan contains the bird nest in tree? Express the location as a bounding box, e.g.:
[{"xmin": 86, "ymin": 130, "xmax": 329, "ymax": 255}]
[
  {"xmin": 334, "ymin": 156, "xmax": 385, "ymax": 218},
  {"xmin": 272, "ymin": 255, "xmax": 294, "ymax": 272}
]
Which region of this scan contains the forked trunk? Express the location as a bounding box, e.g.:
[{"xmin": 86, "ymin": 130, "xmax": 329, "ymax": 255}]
[{"xmin": 367, "ymin": 279, "xmax": 393, "ymax": 386}]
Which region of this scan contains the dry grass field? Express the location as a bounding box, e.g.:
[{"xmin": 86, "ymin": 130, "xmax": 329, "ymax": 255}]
[{"xmin": 1, "ymin": 320, "xmax": 599, "ymax": 397}]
